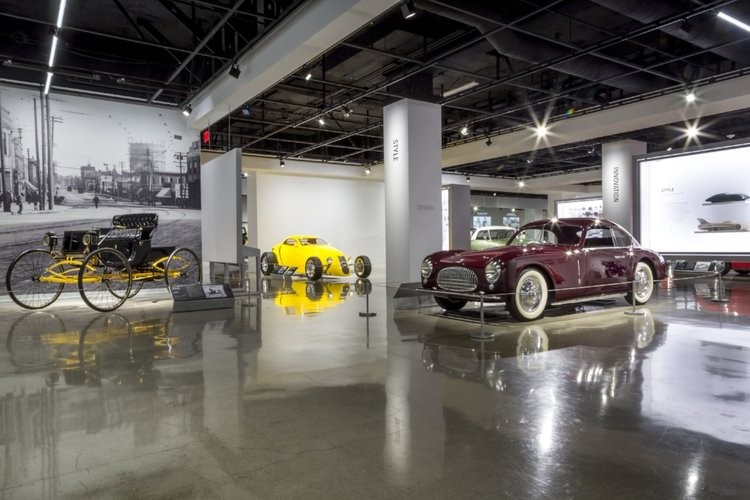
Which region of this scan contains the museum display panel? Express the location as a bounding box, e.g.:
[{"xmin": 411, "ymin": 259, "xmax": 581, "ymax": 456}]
[{"xmin": 637, "ymin": 142, "xmax": 750, "ymax": 259}]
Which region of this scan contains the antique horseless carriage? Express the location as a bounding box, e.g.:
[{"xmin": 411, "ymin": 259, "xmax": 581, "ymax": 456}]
[{"xmin": 5, "ymin": 213, "xmax": 201, "ymax": 312}]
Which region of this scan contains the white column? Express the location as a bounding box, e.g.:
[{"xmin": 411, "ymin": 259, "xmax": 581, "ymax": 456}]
[
  {"xmin": 602, "ymin": 140, "xmax": 646, "ymax": 231},
  {"xmin": 384, "ymin": 99, "xmax": 442, "ymax": 284}
]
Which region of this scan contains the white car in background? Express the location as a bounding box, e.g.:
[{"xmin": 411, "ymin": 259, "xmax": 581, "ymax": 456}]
[{"xmin": 470, "ymin": 225, "xmax": 516, "ymax": 250}]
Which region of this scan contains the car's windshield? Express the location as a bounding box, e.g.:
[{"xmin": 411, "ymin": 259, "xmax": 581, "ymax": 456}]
[
  {"xmin": 507, "ymin": 223, "xmax": 581, "ymax": 246},
  {"xmin": 299, "ymin": 237, "xmax": 327, "ymax": 245}
]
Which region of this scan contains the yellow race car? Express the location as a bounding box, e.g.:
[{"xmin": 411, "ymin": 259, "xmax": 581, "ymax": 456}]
[{"xmin": 260, "ymin": 235, "xmax": 371, "ymax": 280}]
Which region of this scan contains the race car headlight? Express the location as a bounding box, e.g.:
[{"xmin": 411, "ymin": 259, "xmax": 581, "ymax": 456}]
[
  {"xmin": 485, "ymin": 261, "xmax": 502, "ymax": 284},
  {"xmin": 326, "ymin": 257, "xmax": 333, "ymax": 266},
  {"xmin": 420, "ymin": 258, "xmax": 433, "ymax": 279}
]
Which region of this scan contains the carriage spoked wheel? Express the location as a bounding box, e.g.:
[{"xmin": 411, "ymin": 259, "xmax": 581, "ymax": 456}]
[
  {"xmin": 6, "ymin": 249, "xmax": 66, "ymax": 309},
  {"xmin": 78, "ymin": 248, "xmax": 132, "ymax": 312},
  {"xmin": 164, "ymin": 248, "xmax": 202, "ymax": 293},
  {"xmin": 107, "ymin": 280, "xmax": 144, "ymax": 299}
]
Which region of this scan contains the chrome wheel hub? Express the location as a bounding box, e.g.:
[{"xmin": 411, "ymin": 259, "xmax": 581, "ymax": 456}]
[
  {"xmin": 634, "ymin": 268, "xmax": 650, "ymax": 299},
  {"xmin": 519, "ymin": 277, "xmax": 542, "ymax": 312}
]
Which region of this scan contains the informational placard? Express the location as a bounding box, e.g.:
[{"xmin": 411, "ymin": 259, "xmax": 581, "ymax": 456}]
[{"xmin": 638, "ymin": 143, "xmax": 750, "ymax": 256}]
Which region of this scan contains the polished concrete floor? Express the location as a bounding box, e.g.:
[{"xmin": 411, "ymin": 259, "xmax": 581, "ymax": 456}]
[{"xmin": 1, "ymin": 272, "xmax": 749, "ymax": 499}]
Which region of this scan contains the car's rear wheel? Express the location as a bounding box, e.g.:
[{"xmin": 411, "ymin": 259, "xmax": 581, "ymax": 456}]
[
  {"xmin": 260, "ymin": 252, "xmax": 278, "ymax": 275},
  {"xmin": 434, "ymin": 296, "xmax": 467, "ymax": 311},
  {"xmin": 625, "ymin": 261, "xmax": 654, "ymax": 305},
  {"xmin": 353, "ymin": 255, "xmax": 372, "ymax": 278},
  {"xmin": 305, "ymin": 256, "xmax": 323, "ymax": 281},
  {"xmin": 507, "ymin": 268, "xmax": 549, "ymax": 321},
  {"xmin": 6, "ymin": 249, "xmax": 65, "ymax": 309}
]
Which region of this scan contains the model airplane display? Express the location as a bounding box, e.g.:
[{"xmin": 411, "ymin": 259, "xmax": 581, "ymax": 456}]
[
  {"xmin": 697, "ymin": 218, "xmax": 746, "ymax": 232},
  {"xmin": 704, "ymin": 193, "xmax": 750, "ymax": 204}
]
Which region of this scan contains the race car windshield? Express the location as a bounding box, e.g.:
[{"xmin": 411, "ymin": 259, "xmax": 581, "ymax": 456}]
[{"xmin": 300, "ymin": 237, "xmax": 327, "ymax": 245}]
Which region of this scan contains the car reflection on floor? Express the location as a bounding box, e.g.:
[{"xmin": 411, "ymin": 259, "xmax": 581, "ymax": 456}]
[
  {"xmin": 415, "ymin": 309, "xmax": 663, "ymax": 396},
  {"xmin": 261, "ymin": 277, "xmax": 371, "ymax": 316}
]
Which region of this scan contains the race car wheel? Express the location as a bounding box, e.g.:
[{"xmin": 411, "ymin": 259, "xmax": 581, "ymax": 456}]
[
  {"xmin": 434, "ymin": 296, "xmax": 468, "ymax": 311},
  {"xmin": 6, "ymin": 249, "xmax": 66, "ymax": 309},
  {"xmin": 625, "ymin": 261, "xmax": 654, "ymax": 306},
  {"xmin": 353, "ymin": 255, "xmax": 372, "ymax": 278},
  {"xmin": 78, "ymin": 248, "xmax": 132, "ymax": 312},
  {"xmin": 305, "ymin": 256, "xmax": 323, "ymax": 281},
  {"xmin": 508, "ymin": 268, "xmax": 549, "ymax": 322},
  {"xmin": 260, "ymin": 252, "xmax": 278, "ymax": 275}
]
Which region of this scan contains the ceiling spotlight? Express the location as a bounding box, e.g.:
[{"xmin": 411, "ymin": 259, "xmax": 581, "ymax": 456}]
[
  {"xmin": 727, "ymin": 133, "xmax": 736, "ymax": 139},
  {"xmin": 364, "ymin": 166, "xmax": 372, "ymax": 176},
  {"xmin": 686, "ymin": 125, "xmax": 699, "ymax": 138},
  {"xmin": 485, "ymin": 137, "xmax": 493, "ymax": 146},
  {"xmin": 685, "ymin": 90, "xmax": 696, "ymax": 103},
  {"xmin": 518, "ymin": 180, "xmax": 525, "ymax": 188},
  {"xmin": 305, "ymin": 71, "xmax": 312, "ymax": 81},
  {"xmin": 460, "ymin": 125, "xmax": 469, "ymax": 136},
  {"xmin": 229, "ymin": 63, "xmax": 241, "ymax": 79},
  {"xmin": 535, "ymin": 124, "xmax": 548, "ymax": 138},
  {"xmin": 318, "ymin": 116, "xmax": 325, "ymax": 126},
  {"xmin": 666, "ymin": 146, "xmax": 673, "ymax": 151},
  {"xmin": 401, "ymin": 0, "xmax": 416, "ymax": 19},
  {"xmin": 465, "ymin": 175, "xmax": 470, "ymax": 182},
  {"xmin": 343, "ymin": 105, "xmax": 352, "ymax": 118},
  {"xmin": 279, "ymin": 158, "xmax": 286, "ymax": 168},
  {"xmin": 241, "ymin": 105, "xmax": 251, "ymax": 117},
  {"xmin": 492, "ymin": 192, "xmax": 497, "ymax": 197},
  {"xmin": 182, "ymin": 104, "xmax": 192, "ymax": 117}
]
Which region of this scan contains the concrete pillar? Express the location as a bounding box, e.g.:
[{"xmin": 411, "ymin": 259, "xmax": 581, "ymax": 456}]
[
  {"xmin": 602, "ymin": 140, "xmax": 646, "ymax": 231},
  {"xmin": 443, "ymin": 183, "xmax": 471, "ymax": 250},
  {"xmin": 383, "ymin": 99, "xmax": 442, "ymax": 284}
]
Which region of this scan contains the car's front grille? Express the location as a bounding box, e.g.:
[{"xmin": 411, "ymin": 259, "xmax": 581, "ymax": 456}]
[{"xmin": 437, "ymin": 267, "xmax": 478, "ymax": 292}]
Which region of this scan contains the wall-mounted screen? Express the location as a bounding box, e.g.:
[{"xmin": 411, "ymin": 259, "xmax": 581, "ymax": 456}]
[
  {"xmin": 555, "ymin": 198, "xmax": 603, "ymax": 218},
  {"xmin": 638, "ymin": 144, "xmax": 750, "ymax": 256}
]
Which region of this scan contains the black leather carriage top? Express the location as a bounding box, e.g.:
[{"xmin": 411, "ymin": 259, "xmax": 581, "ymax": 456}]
[{"xmin": 112, "ymin": 213, "xmax": 159, "ymax": 240}]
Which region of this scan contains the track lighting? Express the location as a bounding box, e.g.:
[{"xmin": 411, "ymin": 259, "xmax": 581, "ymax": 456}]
[
  {"xmin": 343, "ymin": 105, "xmax": 352, "ymax": 118},
  {"xmin": 401, "ymin": 0, "xmax": 416, "ymax": 19},
  {"xmin": 460, "ymin": 125, "xmax": 469, "ymax": 136},
  {"xmin": 182, "ymin": 104, "xmax": 192, "ymax": 117},
  {"xmin": 485, "ymin": 137, "xmax": 492, "ymax": 146},
  {"xmin": 241, "ymin": 105, "xmax": 251, "ymax": 117},
  {"xmin": 364, "ymin": 166, "xmax": 372, "ymax": 175},
  {"xmin": 685, "ymin": 90, "xmax": 696, "ymax": 103},
  {"xmin": 228, "ymin": 64, "xmax": 241, "ymax": 79},
  {"xmin": 318, "ymin": 116, "xmax": 325, "ymax": 125},
  {"xmin": 465, "ymin": 175, "xmax": 470, "ymax": 183},
  {"xmin": 280, "ymin": 158, "xmax": 285, "ymax": 168},
  {"xmin": 518, "ymin": 180, "xmax": 525, "ymax": 188},
  {"xmin": 305, "ymin": 71, "xmax": 312, "ymax": 81},
  {"xmin": 535, "ymin": 124, "xmax": 548, "ymax": 138}
]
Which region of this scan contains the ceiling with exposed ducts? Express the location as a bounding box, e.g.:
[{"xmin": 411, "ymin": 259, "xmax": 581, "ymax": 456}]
[{"xmin": 2, "ymin": 0, "xmax": 750, "ymax": 180}]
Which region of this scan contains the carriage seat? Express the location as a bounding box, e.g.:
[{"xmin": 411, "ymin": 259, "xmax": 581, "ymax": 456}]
[{"xmin": 99, "ymin": 213, "xmax": 159, "ymax": 266}]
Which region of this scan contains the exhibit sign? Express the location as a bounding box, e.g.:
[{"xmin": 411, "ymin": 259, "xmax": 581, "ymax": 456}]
[
  {"xmin": 637, "ymin": 143, "xmax": 750, "ymax": 256},
  {"xmin": 555, "ymin": 198, "xmax": 603, "ymax": 218}
]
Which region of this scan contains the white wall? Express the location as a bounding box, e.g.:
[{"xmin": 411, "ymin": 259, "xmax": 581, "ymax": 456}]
[{"xmin": 255, "ymin": 173, "xmax": 385, "ymax": 266}]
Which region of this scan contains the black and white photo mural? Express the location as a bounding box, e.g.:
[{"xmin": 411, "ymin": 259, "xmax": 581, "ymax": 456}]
[{"xmin": 0, "ymin": 85, "xmax": 201, "ymax": 295}]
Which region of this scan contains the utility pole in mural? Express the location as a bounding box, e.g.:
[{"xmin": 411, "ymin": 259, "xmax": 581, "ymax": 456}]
[{"xmin": 0, "ymin": 90, "xmax": 9, "ymax": 213}]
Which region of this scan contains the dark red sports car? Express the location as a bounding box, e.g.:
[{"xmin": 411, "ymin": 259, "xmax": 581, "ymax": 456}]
[{"xmin": 421, "ymin": 218, "xmax": 667, "ymax": 321}]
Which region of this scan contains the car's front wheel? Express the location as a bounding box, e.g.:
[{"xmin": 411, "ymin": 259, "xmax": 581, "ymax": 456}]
[
  {"xmin": 305, "ymin": 256, "xmax": 323, "ymax": 281},
  {"xmin": 625, "ymin": 261, "xmax": 654, "ymax": 305},
  {"xmin": 353, "ymin": 255, "xmax": 372, "ymax": 278},
  {"xmin": 507, "ymin": 268, "xmax": 549, "ymax": 322},
  {"xmin": 260, "ymin": 252, "xmax": 278, "ymax": 276},
  {"xmin": 434, "ymin": 296, "xmax": 467, "ymax": 311}
]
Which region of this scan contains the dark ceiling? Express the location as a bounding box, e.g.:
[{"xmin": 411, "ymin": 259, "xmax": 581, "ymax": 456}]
[{"xmin": 3, "ymin": 0, "xmax": 750, "ymax": 180}]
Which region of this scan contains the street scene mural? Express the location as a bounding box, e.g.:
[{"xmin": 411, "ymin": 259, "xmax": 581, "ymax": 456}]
[{"xmin": 0, "ymin": 85, "xmax": 201, "ymax": 294}]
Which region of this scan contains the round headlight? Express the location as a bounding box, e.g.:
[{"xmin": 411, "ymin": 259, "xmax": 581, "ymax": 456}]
[
  {"xmin": 485, "ymin": 261, "xmax": 502, "ymax": 284},
  {"xmin": 326, "ymin": 257, "xmax": 333, "ymax": 265},
  {"xmin": 42, "ymin": 234, "xmax": 50, "ymax": 246},
  {"xmin": 83, "ymin": 233, "xmax": 93, "ymax": 246},
  {"xmin": 420, "ymin": 258, "xmax": 433, "ymax": 279}
]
